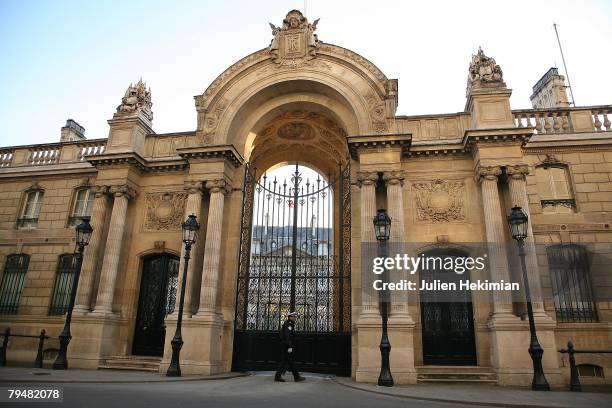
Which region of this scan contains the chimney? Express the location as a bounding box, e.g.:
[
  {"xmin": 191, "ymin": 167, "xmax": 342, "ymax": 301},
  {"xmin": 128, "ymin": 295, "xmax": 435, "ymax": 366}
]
[{"xmin": 60, "ymin": 119, "xmax": 86, "ymax": 142}]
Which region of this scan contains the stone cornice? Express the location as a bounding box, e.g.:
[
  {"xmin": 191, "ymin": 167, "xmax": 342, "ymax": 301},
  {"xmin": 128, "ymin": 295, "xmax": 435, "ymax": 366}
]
[
  {"xmin": 347, "ymin": 134, "xmax": 411, "ymax": 160},
  {"xmin": 87, "ymin": 152, "xmax": 188, "ymax": 173},
  {"xmin": 462, "ymin": 127, "xmax": 533, "ymax": 148},
  {"xmin": 176, "ymin": 145, "xmax": 244, "ymax": 168}
]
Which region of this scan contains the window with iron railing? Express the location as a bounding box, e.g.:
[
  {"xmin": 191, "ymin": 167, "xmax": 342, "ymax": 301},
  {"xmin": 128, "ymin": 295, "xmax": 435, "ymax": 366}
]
[
  {"xmin": 17, "ymin": 190, "xmax": 44, "ymax": 228},
  {"xmin": 69, "ymin": 188, "xmax": 94, "ymax": 226},
  {"xmin": 48, "ymin": 254, "xmax": 77, "ymax": 315},
  {"xmin": 547, "ymin": 244, "xmax": 597, "ymax": 322},
  {"xmin": 0, "ymin": 254, "xmax": 30, "ymax": 314},
  {"xmin": 536, "ymin": 165, "xmax": 575, "ymax": 213}
]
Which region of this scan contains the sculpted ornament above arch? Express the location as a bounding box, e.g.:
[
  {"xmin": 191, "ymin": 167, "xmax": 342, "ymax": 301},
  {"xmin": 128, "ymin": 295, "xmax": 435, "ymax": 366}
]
[{"xmin": 194, "ymin": 10, "xmax": 399, "ymax": 146}]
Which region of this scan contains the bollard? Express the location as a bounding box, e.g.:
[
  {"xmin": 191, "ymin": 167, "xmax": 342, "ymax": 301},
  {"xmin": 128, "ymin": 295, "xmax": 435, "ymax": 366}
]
[
  {"xmin": 0, "ymin": 328, "xmax": 9, "ymax": 366},
  {"xmin": 35, "ymin": 329, "xmax": 46, "ymax": 368},
  {"xmin": 567, "ymin": 341, "xmax": 582, "ymax": 392}
]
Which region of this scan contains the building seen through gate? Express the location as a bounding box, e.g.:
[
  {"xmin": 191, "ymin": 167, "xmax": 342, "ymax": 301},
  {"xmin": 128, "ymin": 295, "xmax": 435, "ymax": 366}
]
[{"xmin": 0, "ymin": 9, "xmax": 612, "ymax": 387}]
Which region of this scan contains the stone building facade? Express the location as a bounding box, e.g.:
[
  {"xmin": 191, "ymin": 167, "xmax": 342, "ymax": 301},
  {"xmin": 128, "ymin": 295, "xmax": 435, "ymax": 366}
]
[{"xmin": 1, "ymin": 10, "xmax": 611, "ymax": 387}]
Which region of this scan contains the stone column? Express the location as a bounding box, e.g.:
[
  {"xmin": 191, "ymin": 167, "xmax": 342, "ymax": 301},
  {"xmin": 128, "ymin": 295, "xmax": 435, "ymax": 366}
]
[
  {"xmin": 476, "ymin": 166, "xmax": 513, "ymax": 316},
  {"xmin": 506, "ymin": 165, "xmax": 546, "ymax": 315},
  {"xmin": 92, "ymin": 185, "xmax": 135, "ymax": 315},
  {"xmin": 383, "ymin": 171, "xmax": 411, "ymax": 319},
  {"xmin": 195, "ymin": 179, "xmax": 229, "ymax": 318},
  {"xmin": 357, "ymin": 171, "xmax": 379, "ymax": 320},
  {"xmin": 74, "ymin": 185, "xmax": 109, "ymax": 314},
  {"xmin": 176, "ymin": 181, "xmax": 204, "ymax": 316}
]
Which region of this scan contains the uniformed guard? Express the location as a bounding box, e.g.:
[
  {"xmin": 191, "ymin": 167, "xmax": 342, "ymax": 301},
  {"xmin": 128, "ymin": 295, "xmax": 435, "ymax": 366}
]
[{"xmin": 274, "ymin": 311, "xmax": 305, "ymax": 382}]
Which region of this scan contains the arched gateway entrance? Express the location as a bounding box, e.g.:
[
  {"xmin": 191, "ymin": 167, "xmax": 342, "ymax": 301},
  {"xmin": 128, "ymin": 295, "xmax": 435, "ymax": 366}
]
[
  {"xmin": 192, "ymin": 9, "xmax": 399, "ymax": 377},
  {"xmin": 232, "ymin": 161, "xmax": 351, "ymax": 374}
]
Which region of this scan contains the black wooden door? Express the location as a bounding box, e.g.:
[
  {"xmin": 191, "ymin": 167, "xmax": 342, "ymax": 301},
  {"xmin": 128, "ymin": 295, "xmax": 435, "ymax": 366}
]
[
  {"xmin": 132, "ymin": 254, "xmax": 179, "ymax": 356},
  {"xmin": 232, "ymin": 162, "xmax": 351, "ymax": 375},
  {"xmin": 420, "ymin": 249, "xmax": 477, "ymax": 365}
]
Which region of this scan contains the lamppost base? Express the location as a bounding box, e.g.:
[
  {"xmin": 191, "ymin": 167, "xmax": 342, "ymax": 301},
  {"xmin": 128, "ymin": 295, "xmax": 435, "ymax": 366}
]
[{"xmin": 378, "ymin": 377, "xmax": 394, "ymax": 387}]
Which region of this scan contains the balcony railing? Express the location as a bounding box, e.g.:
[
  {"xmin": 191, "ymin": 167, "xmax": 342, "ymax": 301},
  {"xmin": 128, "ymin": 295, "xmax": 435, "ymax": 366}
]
[
  {"xmin": 513, "ymin": 105, "xmax": 612, "ymax": 135},
  {"xmin": 0, "ymin": 139, "xmax": 106, "ymax": 169}
]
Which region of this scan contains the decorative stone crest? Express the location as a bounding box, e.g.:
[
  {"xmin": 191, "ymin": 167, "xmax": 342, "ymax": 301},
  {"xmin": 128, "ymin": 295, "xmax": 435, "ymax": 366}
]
[
  {"xmin": 200, "ymin": 97, "xmax": 228, "ymax": 144},
  {"xmin": 466, "ymin": 47, "xmax": 505, "ymax": 95},
  {"xmin": 277, "ymin": 122, "xmax": 315, "ymax": 141},
  {"xmin": 540, "ymin": 154, "xmax": 561, "ymax": 168},
  {"xmin": 115, "ymin": 79, "xmax": 153, "ymax": 122},
  {"xmin": 269, "ymin": 10, "xmax": 320, "ymax": 68},
  {"xmin": 144, "ymin": 192, "xmax": 188, "ymax": 231},
  {"xmin": 364, "ymin": 91, "xmax": 388, "ymax": 133},
  {"xmin": 412, "ymin": 179, "xmax": 465, "ymax": 222}
]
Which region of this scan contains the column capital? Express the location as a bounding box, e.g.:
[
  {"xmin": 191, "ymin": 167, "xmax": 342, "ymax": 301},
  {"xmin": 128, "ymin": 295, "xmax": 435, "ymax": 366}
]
[
  {"xmin": 109, "ymin": 184, "xmax": 136, "ymax": 200},
  {"xmin": 184, "ymin": 180, "xmax": 204, "ymax": 195},
  {"xmin": 475, "ymin": 165, "xmax": 502, "ymax": 183},
  {"xmin": 356, "ymin": 171, "xmax": 378, "ymax": 187},
  {"xmin": 383, "ymin": 170, "xmax": 406, "ymax": 186},
  {"xmin": 506, "ymin": 164, "xmax": 530, "ymax": 181},
  {"xmin": 205, "ymin": 179, "xmax": 231, "ymax": 195},
  {"xmin": 91, "ymin": 185, "xmax": 110, "ymax": 198}
]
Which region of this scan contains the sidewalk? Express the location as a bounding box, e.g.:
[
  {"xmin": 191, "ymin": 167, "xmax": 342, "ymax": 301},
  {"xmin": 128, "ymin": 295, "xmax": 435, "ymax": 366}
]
[
  {"xmin": 333, "ymin": 377, "xmax": 612, "ymax": 408},
  {"xmin": 0, "ymin": 366, "xmax": 248, "ymax": 383}
]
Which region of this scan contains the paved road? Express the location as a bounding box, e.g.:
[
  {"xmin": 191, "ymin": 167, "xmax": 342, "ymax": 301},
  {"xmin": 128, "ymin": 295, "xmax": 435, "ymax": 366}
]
[{"xmin": 3, "ymin": 373, "xmax": 474, "ymax": 408}]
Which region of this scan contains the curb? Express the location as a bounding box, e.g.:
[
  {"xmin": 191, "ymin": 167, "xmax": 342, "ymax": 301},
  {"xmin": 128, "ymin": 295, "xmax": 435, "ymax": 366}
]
[
  {"xmin": 0, "ymin": 370, "xmax": 251, "ymax": 384},
  {"xmin": 331, "ymin": 378, "xmax": 568, "ymax": 408}
]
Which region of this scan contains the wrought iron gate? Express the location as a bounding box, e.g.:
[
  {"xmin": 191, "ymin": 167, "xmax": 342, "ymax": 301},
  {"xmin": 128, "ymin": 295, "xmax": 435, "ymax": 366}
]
[
  {"xmin": 132, "ymin": 254, "xmax": 179, "ymax": 356},
  {"xmin": 420, "ymin": 249, "xmax": 477, "ymax": 365},
  {"xmin": 232, "ymin": 162, "xmax": 351, "ymax": 375}
]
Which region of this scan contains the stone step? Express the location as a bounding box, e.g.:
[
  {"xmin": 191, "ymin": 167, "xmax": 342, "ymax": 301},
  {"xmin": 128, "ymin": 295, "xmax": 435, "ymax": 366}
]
[
  {"xmin": 416, "ymin": 366, "xmax": 497, "ymax": 384},
  {"xmin": 98, "ymin": 356, "xmax": 161, "ymax": 373}
]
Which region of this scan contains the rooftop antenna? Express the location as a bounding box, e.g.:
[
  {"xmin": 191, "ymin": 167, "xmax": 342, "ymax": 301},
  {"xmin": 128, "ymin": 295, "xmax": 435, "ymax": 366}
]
[{"xmin": 553, "ymin": 22, "xmax": 576, "ymax": 106}]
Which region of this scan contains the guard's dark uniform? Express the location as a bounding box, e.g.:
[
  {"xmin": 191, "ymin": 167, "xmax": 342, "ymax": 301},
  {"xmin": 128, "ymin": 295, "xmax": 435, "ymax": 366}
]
[{"xmin": 275, "ymin": 318, "xmax": 304, "ymax": 381}]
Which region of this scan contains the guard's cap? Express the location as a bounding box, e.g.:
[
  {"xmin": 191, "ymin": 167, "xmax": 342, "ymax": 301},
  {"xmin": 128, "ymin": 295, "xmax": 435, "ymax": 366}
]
[{"xmin": 287, "ymin": 311, "xmax": 299, "ymax": 317}]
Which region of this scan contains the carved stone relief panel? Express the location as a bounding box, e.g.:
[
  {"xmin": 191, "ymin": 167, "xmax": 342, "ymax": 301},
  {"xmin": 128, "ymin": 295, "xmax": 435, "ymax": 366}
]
[
  {"xmin": 412, "ymin": 179, "xmax": 466, "ymax": 222},
  {"xmin": 143, "ymin": 192, "xmax": 188, "ymax": 231}
]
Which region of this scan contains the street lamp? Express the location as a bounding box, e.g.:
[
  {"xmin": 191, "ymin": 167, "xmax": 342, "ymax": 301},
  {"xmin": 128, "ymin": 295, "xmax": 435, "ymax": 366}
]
[
  {"xmin": 373, "ymin": 208, "xmax": 393, "ymax": 387},
  {"xmin": 166, "ymin": 214, "xmax": 200, "ymax": 377},
  {"xmin": 507, "ymin": 206, "xmax": 550, "ymax": 391},
  {"xmin": 53, "ymin": 218, "xmax": 93, "ymax": 370}
]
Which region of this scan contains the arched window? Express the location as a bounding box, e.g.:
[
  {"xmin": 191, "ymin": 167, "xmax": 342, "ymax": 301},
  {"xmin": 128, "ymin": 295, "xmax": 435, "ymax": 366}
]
[
  {"xmin": 17, "ymin": 187, "xmax": 44, "ymax": 228},
  {"xmin": 49, "ymin": 254, "xmax": 77, "ymax": 315},
  {"xmin": 547, "ymin": 244, "xmax": 597, "ymax": 322},
  {"xmin": 69, "ymin": 187, "xmax": 94, "ymax": 226},
  {"xmin": 0, "ymin": 254, "xmax": 30, "ymax": 314},
  {"xmin": 535, "ymin": 164, "xmax": 575, "ymax": 213}
]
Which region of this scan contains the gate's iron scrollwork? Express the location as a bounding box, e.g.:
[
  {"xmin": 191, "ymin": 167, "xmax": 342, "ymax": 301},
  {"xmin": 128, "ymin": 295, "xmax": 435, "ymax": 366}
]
[{"xmin": 233, "ymin": 161, "xmax": 351, "ymax": 375}]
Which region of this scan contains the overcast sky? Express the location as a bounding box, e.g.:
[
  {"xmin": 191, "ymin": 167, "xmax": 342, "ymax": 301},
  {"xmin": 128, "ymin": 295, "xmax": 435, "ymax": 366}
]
[{"xmin": 1, "ymin": 0, "xmax": 610, "ymax": 147}]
